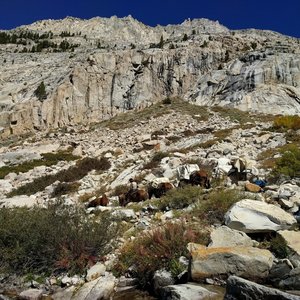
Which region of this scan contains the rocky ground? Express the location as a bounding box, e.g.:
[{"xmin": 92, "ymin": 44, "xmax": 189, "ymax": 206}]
[{"xmin": 0, "ymin": 100, "xmax": 300, "ymax": 299}]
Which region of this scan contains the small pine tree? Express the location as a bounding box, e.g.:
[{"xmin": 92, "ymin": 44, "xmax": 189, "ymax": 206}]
[
  {"xmin": 182, "ymin": 33, "xmax": 188, "ymax": 41},
  {"xmin": 34, "ymin": 81, "xmax": 47, "ymax": 101},
  {"xmin": 159, "ymin": 35, "xmax": 164, "ymax": 48}
]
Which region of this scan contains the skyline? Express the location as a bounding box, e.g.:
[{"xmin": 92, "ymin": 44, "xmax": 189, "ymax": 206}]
[{"xmin": 1, "ymin": 0, "xmax": 300, "ymax": 38}]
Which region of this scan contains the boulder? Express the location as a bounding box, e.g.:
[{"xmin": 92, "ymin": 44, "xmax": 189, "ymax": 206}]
[
  {"xmin": 224, "ymin": 199, "xmax": 297, "ymax": 233},
  {"xmin": 18, "ymin": 289, "xmax": 43, "ymax": 300},
  {"xmin": 224, "ymin": 275, "xmax": 300, "ymax": 300},
  {"xmin": 86, "ymin": 263, "xmax": 106, "ymax": 282},
  {"xmin": 153, "ymin": 269, "xmax": 175, "ymax": 296},
  {"xmin": 245, "ymin": 182, "xmax": 262, "ymax": 193},
  {"xmin": 188, "ymin": 243, "xmax": 273, "ymax": 281},
  {"xmin": 268, "ymin": 259, "xmax": 294, "ymax": 286},
  {"xmin": 111, "ymin": 209, "xmax": 136, "ymax": 220},
  {"xmin": 278, "ymin": 231, "xmax": 300, "ymax": 267},
  {"xmin": 279, "ymin": 267, "xmax": 300, "ymax": 290},
  {"xmin": 208, "ymin": 225, "xmax": 256, "ymax": 248},
  {"xmin": 72, "ymin": 273, "xmax": 116, "ymax": 300},
  {"xmin": 161, "ymin": 283, "xmax": 219, "ymax": 300}
]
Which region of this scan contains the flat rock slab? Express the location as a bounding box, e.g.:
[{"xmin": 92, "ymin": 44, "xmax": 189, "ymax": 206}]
[
  {"xmin": 161, "ymin": 283, "xmax": 219, "ymax": 300},
  {"xmin": 224, "ymin": 199, "xmax": 297, "ymax": 233},
  {"xmin": 208, "ymin": 225, "xmax": 255, "ymax": 248},
  {"xmin": 188, "ymin": 243, "xmax": 273, "ymax": 281},
  {"xmin": 224, "ymin": 275, "xmax": 300, "ymax": 300}
]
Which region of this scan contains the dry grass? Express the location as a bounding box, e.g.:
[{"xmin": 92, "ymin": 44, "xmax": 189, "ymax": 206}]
[{"xmin": 96, "ymin": 98, "xmax": 209, "ymax": 131}]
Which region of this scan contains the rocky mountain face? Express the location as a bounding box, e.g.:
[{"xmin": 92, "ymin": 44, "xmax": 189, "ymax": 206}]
[{"xmin": 0, "ymin": 16, "xmax": 300, "ymax": 137}]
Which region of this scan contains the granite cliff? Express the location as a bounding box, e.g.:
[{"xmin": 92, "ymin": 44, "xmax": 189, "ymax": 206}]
[{"xmin": 0, "ymin": 16, "xmax": 300, "ymax": 136}]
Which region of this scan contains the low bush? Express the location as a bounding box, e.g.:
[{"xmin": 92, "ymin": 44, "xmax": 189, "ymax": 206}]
[
  {"xmin": 155, "ymin": 185, "xmax": 203, "ymax": 210},
  {"xmin": 270, "ymin": 235, "xmax": 289, "ymax": 259},
  {"xmin": 190, "ymin": 189, "xmax": 244, "ymax": 225},
  {"xmin": 7, "ymin": 157, "xmax": 111, "ymax": 197},
  {"xmin": 143, "ymin": 151, "xmax": 170, "ymax": 170},
  {"xmin": 0, "ymin": 200, "xmax": 119, "ymax": 275},
  {"xmin": 51, "ymin": 182, "xmax": 81, "ymax": 197},
  {"xmin": 272, "ymin": 144, "xmax": 300, "ymax": 178},
  {"xmin": 114, "ymin": 221, "xmax": 209, "ymax": 288},
  {"xmin": 0, "ymin": 151, "xmax": 78, "ymax": 179}
]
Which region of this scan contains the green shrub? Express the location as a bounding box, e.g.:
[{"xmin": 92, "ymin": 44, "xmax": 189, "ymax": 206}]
[
  {"xmin": 34, "ymin": 81, "xmax": 47, "ymax": 101},
  {"xmin": 0, "ymin": 200, "xmax": 119, "ymax": 274},
  {"xmin": 270, "ymin": 235, "xmax": 289, "ymax": 259},
  {"xmin": 156, "ymin": 185, "xmax": 203, "ymax": 210},
  {"xmin": 143, "ymin": 151, "xmax": 170, "ymax": 170},
  {"xmin": 0, "ymin": 151, "xmax": 78, "ymax": 179},
  {"xmin": 7, "ymin": 157, "xmax": 110, "ymax": 197},
  {"xmin": 191, "ymin": 189, "xmax": 243, "ymax": 225},
  {"xmin": 114, "ymin": 221, "xmax": 209, "ymax": 288},
  {"xmin": 273, "ymin": 144, "xmax": 300, "ymax": 178},
  {"xmin": 51, "ymin": 182, "xmax": 80, "ymax": 197}
]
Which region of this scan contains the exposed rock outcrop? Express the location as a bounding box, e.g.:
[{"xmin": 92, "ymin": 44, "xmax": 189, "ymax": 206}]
[{"xmin": 0, "ymin": 16, "xmax": 300, "ymax": 136}]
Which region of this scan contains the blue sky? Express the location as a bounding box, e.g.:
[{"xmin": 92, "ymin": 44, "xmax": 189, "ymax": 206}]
[{"xmin": 1, "ymin": 0, "xmax": 300, "ymax": 38}]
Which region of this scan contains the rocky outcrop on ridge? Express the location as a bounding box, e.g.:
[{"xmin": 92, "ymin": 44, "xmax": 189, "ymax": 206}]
[{"xmin": 0, "ymin": 16, "xmax": 300, "ymax": 137}]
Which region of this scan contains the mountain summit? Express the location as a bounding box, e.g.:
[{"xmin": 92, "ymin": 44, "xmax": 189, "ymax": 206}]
[{"xmin": 0, "ymin": 16, "xmax": 300, "ymax": 137}]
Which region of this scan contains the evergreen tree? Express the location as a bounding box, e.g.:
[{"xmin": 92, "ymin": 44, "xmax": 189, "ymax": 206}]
[{"xmin": 34, "ymin": 81, "xmax": 47, "ymax": 101}]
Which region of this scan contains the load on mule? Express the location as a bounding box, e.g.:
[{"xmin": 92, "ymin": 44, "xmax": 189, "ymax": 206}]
[
  {"xmin": 177, "ymin": 164, "xmax": 211, "ymax": 188},
  {"xmin": 177, "ymin": 164, "xmax": 200, "ymax": 187},
  {"xmin": 148, "ymin": 177, "xmax": 174, "ymax": 198}
]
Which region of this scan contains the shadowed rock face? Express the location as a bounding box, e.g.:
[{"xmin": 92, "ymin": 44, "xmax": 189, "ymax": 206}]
[{"xmin": 0, "ymin": 16, "xmax": 300, "ymax": 137}]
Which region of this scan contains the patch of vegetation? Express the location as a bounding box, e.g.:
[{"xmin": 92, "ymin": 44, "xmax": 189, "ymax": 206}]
[
  {"xmin": 211, "ymin": 106, "xmax": 273, "ymax": 124},
  {"xmin": 189, "ymin": 189, "xmax": 244, "ymax": 225},
  {"xmin": 154, "ymin": 185, "xmax": 203, "ymax": 210},
  {"xmin": 7, "ymin": 157, "xmax": 110, "ymax": 197},
  {"xmin": 111, "ymin": 184, "xmax": 128, "ymax": 197},
  {"xmin": 273, "ymin": 144, "xmax": 300, "ymax": 178},
  {"xmin": 272, "ymin": 115, "xmax": 300, "ymax": 131},
  {"xmin": 0, "ymin": 151, "xmax": 78, "ymax": 179},
  {"xmin": 143, "ymin": 151, "xmax": 170, "ymax": 170},
  {"xmin": 34, "ymin": 81, "xmax": 47, "ymax": 101},
  {"xmin": 270, "ymin": 235, "xmax": 289, "ymax": 259},
  {"xmin": 114, "ymin": 221, "xmax": 209, "ymax": 288},
  {"xmin": 0, "ymin": 200, "xmax": 119, "ymax": 275},
  {"xmin": 97, "ymin": 98, "xmax": 209, "ymax": 131},
  {"xmin": 51, "ymin": 182, "xmax": 81, "ymax": 198}
]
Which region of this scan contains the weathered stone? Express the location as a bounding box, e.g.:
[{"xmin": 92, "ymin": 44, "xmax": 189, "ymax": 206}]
[
  {"xmin": 224, "ymin": 275, "xmax": 300, "ymax": 300},
  {"xmin": 161, "ymin": 283, "xmax": 219, "ymax": 300},
  {"xmin": 188, "ymin": 243, "xmax": 273, "ymax": 281},
  {"xmin": 153, "ymin": 269, "xmax": 175, "ymax": 296},
  {"xmin": 72, "ymin": 273, "xmax": 116, "ymax": 300},
  {"xmin": 224, "ymin": 199, "xmax": 297, "ymax": 233},
  {"xmin": 208, "ymin": 225, "xmax": 256, "ymax": 248},
  {"xmin": 18, "ymin": 289, "xmax": 43, "ymax": 300},
  {"xmin": 278, "ymin": 231, "xmax": 300, "ymax": 268},
  {"xmin": 279, "ymin": 267, "xmax": 300, "ymax": 290},
  {"xmin": 86, "ymin": 263, "xmax": 106, "ymax": 282},
  {"xmin": 245, "ymin": 182, "xmax": 262, "ymax": 193}
]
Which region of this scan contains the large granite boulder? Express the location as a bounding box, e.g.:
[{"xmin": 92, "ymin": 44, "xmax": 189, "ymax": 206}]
[
  {"xmin": 224, "ymin": 275, "xmax": 300, "ymax": 300},
  {"xmin": 208, "ymin": 225, "xmax": 256, "ymax": 248},
  {"xmin": 188, "ymin": 243, "xmax": 273, "ymax": 282},
  {"xmin": 224, "ymin": 199, "xmax": 297, "ymax": 233},
  {"xmin": 278, "ymin": 231, "xmax": 300, "ymax": 268},
  {"xmin": 161, "ymin": 283, "xmax": 220, "ymax": 300}
]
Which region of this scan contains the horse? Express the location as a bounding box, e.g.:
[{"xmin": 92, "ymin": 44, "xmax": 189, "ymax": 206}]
[
  {"xmin": 87, "ymin": 194, "xmax": 109, "ymax": 208},
  {"xmin": 148, "ymin": 182, "xmax": 174, "ymax": 199},
  {"xmin": 189, "ymin": 170, "xmax": 211, "ymax": 189},
  {"xmin": 119, "ymin": 189, "xmax": 149, "ymax": 206}
]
